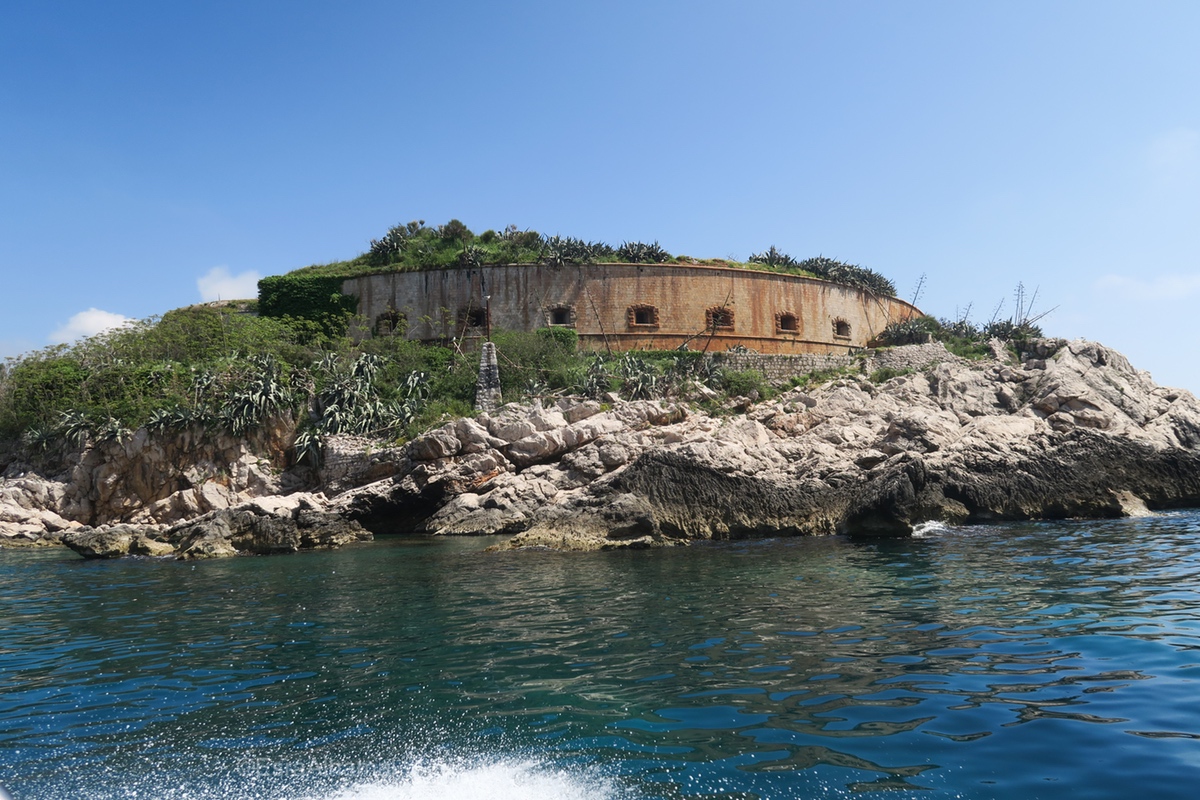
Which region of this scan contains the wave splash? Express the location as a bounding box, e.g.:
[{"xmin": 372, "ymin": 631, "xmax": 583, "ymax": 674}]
[
  {"xmin": 320, "ymin": 757, "xmax": 628, "ymax": 800},
  {"xmin": 911, "ymin": 520, "xmax": 954, "ymax": 537}
]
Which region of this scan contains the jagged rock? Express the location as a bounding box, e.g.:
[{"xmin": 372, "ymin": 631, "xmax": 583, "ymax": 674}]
[
  {"xmin": 63, "ymin": 525, "xmax": 142, "ymax": 558},
  {"xmin": 58, "ymin": 497, "xmax": 371, "ymax": 560},
  {"xmin": 167, "ymin": 504, "xmax": 371, "ymax": 559},
  {"xmin": 484, "ymin": 339, "xmax": 1200, "ymax": 550},
  {"xmin": 14, "ymin": 338, "xmax": 1200, "ymax": 557}
]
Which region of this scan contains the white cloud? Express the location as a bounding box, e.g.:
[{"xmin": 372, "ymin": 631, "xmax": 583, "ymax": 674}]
[
  {"xmin": 197, "ymin": 266, "xmax": 261, "ymax": 302},
  {"xmin": 48, "ymin": 308, "xmax": 132, "ymax": 344}
]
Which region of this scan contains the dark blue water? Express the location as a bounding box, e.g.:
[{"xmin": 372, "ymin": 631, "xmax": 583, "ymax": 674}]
[{"xmin": 4, "ymin": 513, "xmax": 1200, "ymax": 799}]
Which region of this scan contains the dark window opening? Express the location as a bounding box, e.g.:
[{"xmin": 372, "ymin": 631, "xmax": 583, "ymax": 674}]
[
  {"xmin": 375, "ymin": 309, "xmax": 405, "ymax": 336},
  {"xmin": 706, "ymin": 307, "xmax": 735, "ymax": 331},
  {"xmin": 777, "ymin": 313, "xmax": 798, "ymax": 333},
  {"xmin": 833, "ymin": 319, "xmax": 852, "ymax": 338},
  {"xmin": 628, "ymin": 304, "xmax": 659, "ymax": 327},
  {"xmin": 547, "ymin": 305, "xmax": 575, "ymax": 327},
  {"xmin": 459, "ymin": 307, "xmax": 488, "ymax": 330}
]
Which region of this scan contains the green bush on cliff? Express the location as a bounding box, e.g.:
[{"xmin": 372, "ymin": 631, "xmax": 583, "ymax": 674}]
[
  {"xmin": 0, "ymin": 306, "xmax": 321, "ymax": 443},
  {"xmin": 719, "ymin": 368, "xmax": 775, "ymax": 400}
]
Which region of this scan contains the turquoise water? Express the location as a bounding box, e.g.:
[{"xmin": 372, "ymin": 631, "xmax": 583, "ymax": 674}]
[{"xmin": 4, "ymin": 514, "xmax": 1200, "ymax": 799}]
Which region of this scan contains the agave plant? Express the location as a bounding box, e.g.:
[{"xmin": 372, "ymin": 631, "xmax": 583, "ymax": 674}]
[
  {"xmin": 541, "ymin": 235, "xmax": 597, "ymax": 267},
  {"xmin": 877, "ymin": 317, "xmax": 940, "ymax": 346},
  {"xmin": 617, "ymin": 241, "xmax": 670, "ymax": 264},
  {"xmin": 190, "ymin": 368, "xmax": 218, "ymax": 406},
  {"xmin": 940, "ymin": 317, "xmax": 981, "ymax": 340},
  {"xmin": 306, "ymin": 354, "xmax": 421, "ymax": 438},
  {"xmin": 589, "ymin": 240, "xmax": 615, "ymax": 260},
  {"xmin": 577, "ymin": 355, "xmax": 611, "ymax": 399},
  {"xmin": 55, "ymin": 410, "xmax": 92, "ymax": 448},
  {"xmin": 401, "ymin": 370, "xmax": 429, "ymax": 401},
  {"xmin": 458, "ymin": 245, "xmax": 487, "ymax": 269},
  {"xmin": 218, "ymin": 355, "xmax": 293, "ymax": 435},
  {"xmin": 797, "ymin": 256, "xmax": 897, "ymax": 296},
  {"xmin": 94, "ymin": 416, "xmax": 132, "ymax": 444},
  {"xmin": 368, "ymin": 220, "xmax": 426, "ymax": 264},
  {"xmin": 617, "ymin": 353, "xmax": 662, "ymax": 400},
  {"xmin": 20, "ymin": 426, "xmax": 54, "ymax": 454},
  {"xmin": 293, "ymin": 427, "xmax": 325, "ymax": 467},
  {"xmin": 145, "ymin": 408, "xmax": 175, "ymax": 435},
  {"xmin": 748, "ymin": 246, "xmax": 797, "ymax": 268}
]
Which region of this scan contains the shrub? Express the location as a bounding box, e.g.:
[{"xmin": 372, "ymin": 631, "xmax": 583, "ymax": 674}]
[
  {"xmin": 876, "ymin": 316, "xmax": 941, "ymax": 346},
  {"xmin": 869, "ymin": 366, "xmax": 915, "ymax": 384},
  {"xmin": 719, "ymin": 368, "xmax": 773, "ymax": 400}
]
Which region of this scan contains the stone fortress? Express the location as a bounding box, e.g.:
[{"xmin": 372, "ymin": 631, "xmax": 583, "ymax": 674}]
[{"xmin": 344, "ymin": 261, "xmax": 920, "ymax": 354}]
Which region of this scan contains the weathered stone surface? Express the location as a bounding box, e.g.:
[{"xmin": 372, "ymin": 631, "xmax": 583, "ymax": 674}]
[
  {"xmin": 13, "ymin": 338, "xmax": 1200, "ymax": 557},
  {"xmin": 63, "ymin": 525, "xmax": 140, "ymax": 559},
  {"xmin": 165, "ymin": 504, "xmax": 371, "ymax": 559},
  {"xmin": 56, "ymin": 497, "xmax": 371, "ymax": 560},
  {"xmin": 482, "ymin": 339, "xmax": 1200, "ymax": 550}
]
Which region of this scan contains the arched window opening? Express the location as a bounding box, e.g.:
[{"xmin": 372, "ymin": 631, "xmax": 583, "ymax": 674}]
[
  {"xmin": 776, "ymin": 312, "xmax": 799, "ymax": 333},
  {"xmin": 833, "ymin": 319, "xmax": 852, "ymax": 338},
  {"xmin": 375, "ymin": 309, "xmax": 405, "ymax": 336}
]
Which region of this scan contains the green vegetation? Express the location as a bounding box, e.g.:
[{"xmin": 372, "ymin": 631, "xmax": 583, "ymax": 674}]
[
  {"xmin": 787, "ymin": 365, "xmax": 859, "ymax": 389},
  {"xmin": 0, "ymin": 300, "xmax": 783, "ymax": 465},
  {"xmin": 748, "ymin": 250, "xmax": 896, "ymax": 296},
  {"xmin": 257, "ymin": 274, "xmax": 358, "ymax": 336},
  {"xmin": 0, "ymin": 300, "xmax": 814, "ymax": 465},
  {"xmin": 869, "ymin": 366, "xmax": 916, "ymax": 384},
  {"xmin": 269, "ymin": 219, "xmax": 899, "ymax": 296},
  {"xmin": 875, "ymin": 283, "xmax": 1050, "ymax": 357},
  {"xmin": 0, "ymin": 305, "xmax": 480, "ymax": 460}
]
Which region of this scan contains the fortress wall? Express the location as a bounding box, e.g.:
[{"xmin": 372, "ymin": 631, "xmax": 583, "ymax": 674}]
[{"xmin": 343, "ymin": 263, "xmax": 919, "ymax": 355}]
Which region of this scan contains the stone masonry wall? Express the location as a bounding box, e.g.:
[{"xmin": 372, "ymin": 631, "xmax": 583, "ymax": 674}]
[
  {"xmin": 712, "ymin": 351, "xmax": 853, "ymax": 379},
  {"xmin": 709, "ymin": 342, "xmax": 959, "ymax": 382}
]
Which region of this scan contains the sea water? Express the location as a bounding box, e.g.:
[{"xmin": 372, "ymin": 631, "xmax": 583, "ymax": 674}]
[{"xmin": 3, "ymin": 513, "xmax": 1200, "ymax": 799}]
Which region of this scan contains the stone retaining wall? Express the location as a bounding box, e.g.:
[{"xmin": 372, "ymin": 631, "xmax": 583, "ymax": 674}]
[
  {"xmin": 709, "ymin": 342, "xmax": 958, "ymax": 381},
  {"xmin": 711, "ymin": 351, "xmax": 853, "ymax": 379}
]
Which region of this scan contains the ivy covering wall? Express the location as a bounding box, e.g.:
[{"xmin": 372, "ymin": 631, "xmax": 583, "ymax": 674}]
[{"xmin": 257, "ymin": 275, "xmax": 358, "ymax": 333}]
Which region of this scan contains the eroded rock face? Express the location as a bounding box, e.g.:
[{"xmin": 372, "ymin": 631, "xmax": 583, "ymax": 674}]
[
  {"xmin": 328, "ymin": 340, "xmax": 1200, "ymax": 551},
  {"xmin": 61, "ymin": 493, "xmax": 372, "ymax": 560},
  {"xmin": 10, "ymin": 339, "xmax": 1200, "ymax": 556}
]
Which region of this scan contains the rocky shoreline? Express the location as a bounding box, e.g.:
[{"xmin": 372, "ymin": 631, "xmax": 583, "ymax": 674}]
[{"xmin": 4, "ymin": 338, "xmax": 1200, "ymax": 558}]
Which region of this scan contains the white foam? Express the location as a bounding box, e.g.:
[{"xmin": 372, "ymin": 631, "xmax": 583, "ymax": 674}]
[
  {"xmin": 911, "ymin": 520, "xmax": 952, "ymax": 538},
  {"xmin": 322, "ymin": 758, "xmax": 626, "ymax": 800}
]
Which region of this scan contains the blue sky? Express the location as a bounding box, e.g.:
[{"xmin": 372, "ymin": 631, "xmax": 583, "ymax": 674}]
[{"xmin": 2, "ymin": 1, "xmax": 1198, "ymax": 389}]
